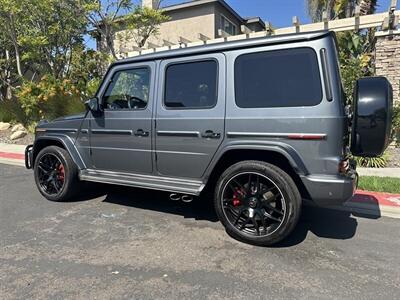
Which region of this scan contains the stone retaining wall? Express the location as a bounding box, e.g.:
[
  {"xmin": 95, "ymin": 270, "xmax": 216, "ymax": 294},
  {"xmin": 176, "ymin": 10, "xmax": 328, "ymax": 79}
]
[{"xmin": 375, "ymin": 33, "xmax": 400, "ymax": 104}]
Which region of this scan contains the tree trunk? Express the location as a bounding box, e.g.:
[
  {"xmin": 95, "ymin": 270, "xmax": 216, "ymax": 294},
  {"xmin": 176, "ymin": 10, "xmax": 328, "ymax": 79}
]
[
  {"xmin": 105, "ymin": 26, "xmax": 118, "ymax": 60},
  {"xmin": 8, "ymin": 13, "xmax": 22, "ymax": 77},
  {"xmin": 5, "ymin": 50, "xmax": 12, "ymax": 100}
]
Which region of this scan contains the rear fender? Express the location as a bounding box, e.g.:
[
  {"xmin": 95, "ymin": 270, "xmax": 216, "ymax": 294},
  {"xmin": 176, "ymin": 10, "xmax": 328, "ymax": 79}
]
[{"xmin": 204, "ymin": 141, "xmax": 309, "ymax": 179}]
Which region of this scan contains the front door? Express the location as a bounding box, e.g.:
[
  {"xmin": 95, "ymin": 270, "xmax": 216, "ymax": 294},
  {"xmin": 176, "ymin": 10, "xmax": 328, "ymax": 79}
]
[
  {"xmin": 89, "ymin": 63, "xmax": 155, "ymax": 174},
  {"xmin": 155, "ymin": 54, "xmax": 225, "ymax": 179}
]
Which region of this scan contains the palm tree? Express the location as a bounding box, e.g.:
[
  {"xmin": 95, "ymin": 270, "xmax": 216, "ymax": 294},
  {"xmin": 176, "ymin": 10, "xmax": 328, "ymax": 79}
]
[
  {"xmin": 306, "ymin": 0, "xmax": 336, "ymax": 22},
  {"xmin": 306, "ymin": 0, "xmax": 377, "ymax": 22},
  {"xmin": 359, "ymin": 0, "xmax": 377, "ymax": 15}
]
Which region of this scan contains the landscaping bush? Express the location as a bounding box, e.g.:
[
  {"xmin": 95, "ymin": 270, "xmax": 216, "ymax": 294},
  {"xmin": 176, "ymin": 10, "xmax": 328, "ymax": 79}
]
[
  {"xmin": 354, "ymin": 151, "xmax": 389, "ymax": 168},
  {"xmin": 393, "ymin": 103, "xmax": 400, "ymax": 147},
  {"xmin": 16, "ymin": 76, "xmax": 85, "ymax": 125}
]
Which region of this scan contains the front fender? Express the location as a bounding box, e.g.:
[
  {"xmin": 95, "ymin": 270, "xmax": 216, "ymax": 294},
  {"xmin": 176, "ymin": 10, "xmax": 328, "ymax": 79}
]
[{"xmin": 33, "ymin": 134, "xmax": 86, "ymax": 170}]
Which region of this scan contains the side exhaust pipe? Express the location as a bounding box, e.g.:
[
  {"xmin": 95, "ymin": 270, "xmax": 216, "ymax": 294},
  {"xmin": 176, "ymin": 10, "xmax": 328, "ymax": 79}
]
[
  {"xmin": 181, "ymin": 195, "xmax": 193, "ymax": 203},
  {"xmin": 169, "ymin": 193, "xmax": 194, "ymax": 203},
  {"xmin": 169, "ymin": 193, "xmax": 181, "ymax": 201}
]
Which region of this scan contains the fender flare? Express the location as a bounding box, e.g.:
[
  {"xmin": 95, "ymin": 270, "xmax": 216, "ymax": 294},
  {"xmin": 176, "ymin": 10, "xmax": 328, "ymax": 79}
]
[
  {"xmin": 204, "ymin": 141, "xmax": 309, "ymax": 179},
  {"xmin": 33, "ymin": 134, "xmax": 86, "ymax": 170}
]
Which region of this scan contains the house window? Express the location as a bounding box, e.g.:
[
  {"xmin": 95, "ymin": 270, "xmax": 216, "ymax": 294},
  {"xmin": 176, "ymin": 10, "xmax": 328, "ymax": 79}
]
[{"xmin": 220, "ymin": 15, "xmax": 237, "ymax": 36}]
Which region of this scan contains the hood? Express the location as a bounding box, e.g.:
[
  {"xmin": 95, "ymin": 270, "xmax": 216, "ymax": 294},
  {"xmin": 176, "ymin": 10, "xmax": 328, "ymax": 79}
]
[{"xmin": 52, "ymin": 112, "xmax": 86, "ymax": 122}]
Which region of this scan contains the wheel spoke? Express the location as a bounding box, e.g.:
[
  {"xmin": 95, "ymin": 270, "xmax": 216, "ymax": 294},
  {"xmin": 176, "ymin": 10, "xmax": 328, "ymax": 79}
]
[
  {"xmin": 264, "ymin": 211, "xmax": 281, "ymax": 223},
  {"xmin": 252, "ymin": 216, "xmax": 260, "ymax": 236},
  {"xmin": 51, "ymin": 179, "xmax": 60, "ymax": 193},
  {"xmin": 39, "ymin": 161, "xmax": 52, "ymax": 173},
  {"xmin": 246, "ymin": 174, "xmax": 252, "ymax": 194},
  {"xmin": 264, "ymin": 203, "xmax": 284, "ymax": 215},
  {"xmin": 259, "ymin": 211, "xmax": 268, "ymax": 230},
  {"xmin": 234, "ymin": 208, "xmax": 244, "ymax": 225},
  {"xmin": 239, "ymin": 216, "xmax": 250, "ymax": 230}
]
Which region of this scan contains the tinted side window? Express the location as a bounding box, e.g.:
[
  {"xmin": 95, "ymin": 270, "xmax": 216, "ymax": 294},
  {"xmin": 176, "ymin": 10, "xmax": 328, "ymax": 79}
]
[
  {"xmin": 164, "ymin": 60, "xmax": 218, "ymax": 109},
  {"xmin": 235, "ymin": 48, "xmax": 322, "ymax": 108},
  {"xmin": 103, "ymin": 68, "xmax": 150, "ymax": 110}
]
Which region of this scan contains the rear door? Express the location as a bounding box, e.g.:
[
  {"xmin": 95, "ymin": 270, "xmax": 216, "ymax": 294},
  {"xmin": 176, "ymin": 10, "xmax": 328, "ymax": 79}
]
[{"xmin": 155, "ymin": 54, "xmax": 225, "ymax": 179}]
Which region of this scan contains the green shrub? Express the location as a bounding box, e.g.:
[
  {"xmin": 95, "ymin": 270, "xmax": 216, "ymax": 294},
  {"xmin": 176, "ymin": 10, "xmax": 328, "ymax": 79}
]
[
  {"xmin": 355, "ymin": 152, "xmax": 389, "ymax": 168},
  {"xmin": 392, "ymin": 103, "xmax": 400, "ymax": 146},
  {"xmin": 16, "ymin": 76, "xmax": 85, "ymax": 124},
  {"xmin": 0, "ymin": 98, "xmax": 26, "ymax": 124}
]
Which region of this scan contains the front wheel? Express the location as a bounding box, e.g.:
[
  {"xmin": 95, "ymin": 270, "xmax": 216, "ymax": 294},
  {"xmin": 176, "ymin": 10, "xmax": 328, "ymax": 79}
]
[
  {"xmin": 34, "ymin": 145, "xmax": 81, "ymax": 202},
  {"xmin": 214, "ymin": 161, "xmax": 301, "ymax": 246}
]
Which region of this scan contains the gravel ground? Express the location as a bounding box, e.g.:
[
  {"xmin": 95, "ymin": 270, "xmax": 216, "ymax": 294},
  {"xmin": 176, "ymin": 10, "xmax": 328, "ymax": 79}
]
[
  {"xmin": 387, "ymin": 147, "xmax": 400, "ymax": 168},
  {"xmin": 0, "ymin": 127, "xmax": 34, "ymax": 145}
]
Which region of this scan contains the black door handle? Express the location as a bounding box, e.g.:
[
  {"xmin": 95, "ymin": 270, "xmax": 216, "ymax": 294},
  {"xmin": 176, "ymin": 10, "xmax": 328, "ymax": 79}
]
[
  {"xmin": 134, "ymin": 129, "xmax": 149, "ymax": 137},
  {"xmin": 201, "ymin": 130, "xmax": 221, "ymax": 139}
]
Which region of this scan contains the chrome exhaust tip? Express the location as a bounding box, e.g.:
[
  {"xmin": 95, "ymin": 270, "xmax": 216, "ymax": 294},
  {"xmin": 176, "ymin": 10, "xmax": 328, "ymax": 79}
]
[
  {"xmin": 169, "ymin": 193, "xmax": 181, "ymax": 201},
  {"xmin": 181, "ymin": 195, "xmax": 193, "ymax": 203}
]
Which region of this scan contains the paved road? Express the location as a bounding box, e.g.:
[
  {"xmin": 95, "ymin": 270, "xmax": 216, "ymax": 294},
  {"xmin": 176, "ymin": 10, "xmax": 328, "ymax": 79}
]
[{"xmin": 1, "ymin": 164, "xmax": 400, "ymax": 299}]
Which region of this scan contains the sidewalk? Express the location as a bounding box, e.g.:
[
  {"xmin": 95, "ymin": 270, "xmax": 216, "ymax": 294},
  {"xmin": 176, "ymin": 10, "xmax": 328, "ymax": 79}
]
[
  {"xmin": 357, "ymin": 167, "xmax": 400, "ymax": 178},
  {"xmin": 0, "ymin": 143, "xmax": 26, "ymax": 167},
  {"xmin": 1, "ymin": 142, "xmax": 400, "ymax": 218}
]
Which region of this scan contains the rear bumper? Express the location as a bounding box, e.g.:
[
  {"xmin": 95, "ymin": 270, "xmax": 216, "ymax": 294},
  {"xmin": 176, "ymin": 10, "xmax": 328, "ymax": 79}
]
[
  {"xmin": 300, "ymin": 171, "xmax": 358, "ymax": 207},
  {"xmin": 25, "ymin": 145, "xmax": 33, "ymax": 169}
]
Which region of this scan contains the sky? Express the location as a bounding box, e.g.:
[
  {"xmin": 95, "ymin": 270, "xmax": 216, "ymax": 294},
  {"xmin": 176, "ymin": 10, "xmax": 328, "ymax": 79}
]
[
  {"xmin": 162, "ymin": 0, "xmax": 395, "ymax": 27},
  {"xmin": 85, "ymin": 0, "xmax": 397, "ymax": 49}
]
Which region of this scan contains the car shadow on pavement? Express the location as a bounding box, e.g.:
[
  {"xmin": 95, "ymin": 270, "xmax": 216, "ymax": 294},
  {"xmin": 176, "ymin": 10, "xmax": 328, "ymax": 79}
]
[
  {"xmin": 95, "ymin": 184, "xmax": 382, "ymax": 247},
  {"xmin": 102, "ymin": 185, "xmax": 219, "ymax": 222}
]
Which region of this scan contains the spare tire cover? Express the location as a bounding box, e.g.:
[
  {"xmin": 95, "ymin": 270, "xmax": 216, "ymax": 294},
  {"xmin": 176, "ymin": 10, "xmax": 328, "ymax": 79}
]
[{"xmin": 351, "ymin": 77, "xmax": 393, "ymax": 157}]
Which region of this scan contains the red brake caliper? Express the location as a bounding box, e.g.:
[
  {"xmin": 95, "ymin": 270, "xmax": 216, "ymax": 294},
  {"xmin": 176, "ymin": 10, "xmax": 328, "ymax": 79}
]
[
  {"xmin": 57, "ymin": 164, "xmax": 65, "ymax": 182},
  {"xmin": 233, "ymin": 188, "xmax": 244, "ymax": 207}
]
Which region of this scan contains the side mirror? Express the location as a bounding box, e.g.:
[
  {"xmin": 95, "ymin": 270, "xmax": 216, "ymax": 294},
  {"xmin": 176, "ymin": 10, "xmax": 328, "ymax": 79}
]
[{"xmin": 85, "ymin": 97, "xmax": 101, "ymax": 112}]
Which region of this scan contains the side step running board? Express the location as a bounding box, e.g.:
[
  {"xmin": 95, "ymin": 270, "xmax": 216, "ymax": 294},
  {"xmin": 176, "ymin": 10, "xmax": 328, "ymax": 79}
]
[{"xmin": 79, "ymin": 169, "xmax": 205, "ymax": 196}]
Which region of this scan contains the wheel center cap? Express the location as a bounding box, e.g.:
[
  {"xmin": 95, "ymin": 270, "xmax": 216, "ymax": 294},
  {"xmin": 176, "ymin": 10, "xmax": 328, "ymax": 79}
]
[{"xmin": 249, "ymin": 197, "xmax": 258, "ymax": 208}]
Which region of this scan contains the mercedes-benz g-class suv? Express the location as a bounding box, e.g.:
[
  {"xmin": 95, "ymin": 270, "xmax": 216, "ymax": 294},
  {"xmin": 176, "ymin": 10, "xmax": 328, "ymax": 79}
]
[{"xmin": 25, "ymin": 31, "xmax": 392, "ymax": 246}]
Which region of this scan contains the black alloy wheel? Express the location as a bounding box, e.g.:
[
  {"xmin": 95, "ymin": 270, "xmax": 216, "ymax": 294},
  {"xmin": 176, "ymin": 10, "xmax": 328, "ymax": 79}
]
[
  {"xmin": 37, "ymin": 153, "xmax": 66, "ymax": 196},
  {"xmin": 214, "ymin": 161, "xmax": 301, "ymax": 246},
  {"xmin": 34, "ymin": 146, "xmax": 81, "ymax": 202},
  {"xmin": 221, "ymin": 172, "xmax": 286, "ymax": 237}
]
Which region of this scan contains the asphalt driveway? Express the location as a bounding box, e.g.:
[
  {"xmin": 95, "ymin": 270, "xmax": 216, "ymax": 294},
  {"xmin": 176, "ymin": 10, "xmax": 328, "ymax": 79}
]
[{"xmin": 1, "ymin": 164, "xmax": 400, "ymax": 299}]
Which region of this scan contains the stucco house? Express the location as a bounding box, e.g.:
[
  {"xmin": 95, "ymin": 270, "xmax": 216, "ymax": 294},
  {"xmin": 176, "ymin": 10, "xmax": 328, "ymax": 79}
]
[{"xmin": 99, "ymin": 0, "xmax": 266, "ymax": 56}]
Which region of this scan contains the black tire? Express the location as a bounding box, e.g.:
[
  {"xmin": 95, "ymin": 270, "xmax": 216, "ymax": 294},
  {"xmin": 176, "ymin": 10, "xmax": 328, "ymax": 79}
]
[
  {"xmin": 34, "ymin": 145, "xmax": 81, "ymax": 202},
  {"xmin": 214, "ymin": 160, "xmax": 301, "ymax": 246}
]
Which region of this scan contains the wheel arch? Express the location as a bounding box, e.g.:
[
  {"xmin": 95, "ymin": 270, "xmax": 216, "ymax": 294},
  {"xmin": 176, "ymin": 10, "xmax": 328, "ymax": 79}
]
[
  {"xmin": 33, "ymin": 135, "xmax": 86, "ymax": 169},
  {"xmin": 203, "ymin": 146, "xmax": 311, "ymax": 200}
]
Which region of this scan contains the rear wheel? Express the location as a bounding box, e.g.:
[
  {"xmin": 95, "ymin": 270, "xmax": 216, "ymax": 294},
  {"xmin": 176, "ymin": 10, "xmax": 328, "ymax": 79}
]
[
  {"xmin": 34, "ymin": 146, "xmax": 81, "ymax": 201},
  {"xmin": 214, "ymin": 161, "xmax": 301, "ymax": 246}
]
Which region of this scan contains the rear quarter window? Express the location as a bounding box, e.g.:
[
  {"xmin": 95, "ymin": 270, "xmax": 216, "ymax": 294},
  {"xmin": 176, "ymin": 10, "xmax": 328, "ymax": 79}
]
[{"xmin": 235, "ymin": 48, "xmax": 322, "ymax": 108}]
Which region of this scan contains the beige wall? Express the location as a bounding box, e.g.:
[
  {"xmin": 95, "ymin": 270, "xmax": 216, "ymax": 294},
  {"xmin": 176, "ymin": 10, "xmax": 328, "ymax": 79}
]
[{"xmin": 114, "ymin": 4, "xmax": 216, "ymax": 54}]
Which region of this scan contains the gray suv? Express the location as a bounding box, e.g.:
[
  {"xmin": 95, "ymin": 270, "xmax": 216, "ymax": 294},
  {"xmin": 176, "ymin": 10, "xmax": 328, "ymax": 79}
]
[{"xmin": 25, "ymin": 31, "xmax": 392, "ymax": 245}]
